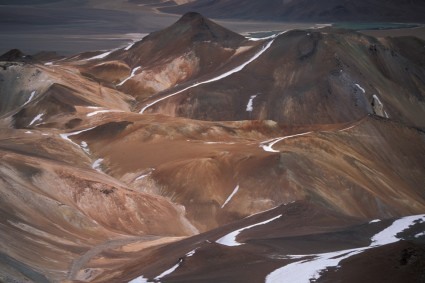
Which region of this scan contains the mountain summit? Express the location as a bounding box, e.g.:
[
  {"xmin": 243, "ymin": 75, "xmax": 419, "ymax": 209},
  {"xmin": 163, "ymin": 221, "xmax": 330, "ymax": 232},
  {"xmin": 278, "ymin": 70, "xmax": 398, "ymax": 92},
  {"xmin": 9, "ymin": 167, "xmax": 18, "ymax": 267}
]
[
  {"xmin": 145, "ymin": 11, "xmax": 246, "ymax": 48},
  {"xmin": 77, "ymin": 11, "xmax": 250, "ymax": 101}
]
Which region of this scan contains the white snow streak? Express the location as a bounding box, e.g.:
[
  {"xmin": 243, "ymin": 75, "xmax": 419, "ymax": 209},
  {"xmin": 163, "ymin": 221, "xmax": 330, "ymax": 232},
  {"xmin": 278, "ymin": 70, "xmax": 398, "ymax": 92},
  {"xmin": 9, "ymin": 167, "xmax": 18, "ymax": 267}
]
[
  {"xmin": 372, "ymin": 94, "xmax": 383, "ymax": 106},
  {"xmin": 86, "ymin": 50, "xmax": 114, "ymax": 60},
  {"xmin": 80, "ymin": 141, "xmax": 90, "ymax": 155},
  {"xmin": 371, "ymin": 215, "xmax": 424, "ymax": 246},
  {"xmin": 154, "ymin": 260, "xmax": 182, "ymax": 281},
  {"xmin": 260, "ymin": 132, "xmax": 312, "ymax": 153},
  {"xmin": 246, "ymin": 94, "xmax": 257, "ymax": 112},
  {"xmin": 87, "ymin": 109, "xmax": 124, "ymax": 117},
  {"xmin": 216, "ymin": 214, "xmax": 282, "ymax": 247},
  {"xmin": 128, "ymin": 275, "xmax": 149, "ymax": 283},
  {"xmin": 415, "ymin": 232, "xmax": 425, "ymax": 238},
  {"xmin": 266, "ymin": 214, "xmax": 425, "ymax": 283},
  {"xmin": 25, "ymin": 131, "xmax": 32, "ymax": 134},
  {"xmin": 135, "ymin": 169, "xmax": 155, "ymax": 181},
  {"xmin": 23, "ymin": 91, "xmax": 36, "ymax": 106},
  {"xmin": 354, "ymin": 83, "xmax": 365, "ymax": 93},
  {"xmin": 135, "ymin": 173, "xmax": 150, "ymax": 181},
  {"xmin": 132, "ymin": 248, "xmax": 198, "ymax": 282},
  {"xmin": 222, "ymin": 185, "xmax": 240, "ymax": 208},
  {"xmin": 186, "ymin": 249, "xmax": 197, "ymax": 257},
  {"xmin": 369, "ymin": 219, "xmax": 381, "ymax": 224},
  {"xmin": 92, "ymin": 158, "xmax": 104, "ymax": 172},
  {"xmin": 338, "ymin": 125, "xmax": 356, "ymax": 132},
  {"xmin": 246, "ymin": 32, "xmax": 282, "ymax": 41},
  {"xmin": 204, "ymin": 141, "xmax": 235, "ymax": 145},
  {"xmin": 28, "ymin": 113, "xmax": 44, "ymax": 126},
  {"xmin": 373, "ymin": 94, "xmax": 389, "ymax": 118},
  {"xmin": 124, "ymin": 42, "xmax": 136, "ymax": 51},
  {"xmin": 117, "ymin": 66, "xmax": 142, "ymax": 86},
  {"xmin": 59, "ymin": 126, "xmax": 97, "ymax": 148},
  {"xmin": 140, "ymin": 36, "xmax": 280, "ymax": 114}
]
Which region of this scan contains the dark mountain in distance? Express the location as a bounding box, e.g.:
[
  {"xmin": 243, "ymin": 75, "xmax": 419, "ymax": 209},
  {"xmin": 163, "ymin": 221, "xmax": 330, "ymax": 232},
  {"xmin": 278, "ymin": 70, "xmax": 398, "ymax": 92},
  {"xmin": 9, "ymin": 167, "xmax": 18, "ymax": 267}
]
[{"xmin": 162, "ymin": 0, "xmax": 425, "ymax": 23}]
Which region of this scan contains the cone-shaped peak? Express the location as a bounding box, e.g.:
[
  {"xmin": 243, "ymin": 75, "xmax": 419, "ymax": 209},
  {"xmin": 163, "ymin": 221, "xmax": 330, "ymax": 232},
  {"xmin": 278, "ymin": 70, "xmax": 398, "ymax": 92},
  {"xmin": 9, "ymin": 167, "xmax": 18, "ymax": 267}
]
[
  {"xmin": 0, "ymin": 49, "xmax": 26, "ymax": 62},
  {"xmin": 177, "ymin": 11, "xmax": 206, "ymax": 23},
  {"xmin": 145, "ymin": 11, "xmax": 245, "ymax": 48}
]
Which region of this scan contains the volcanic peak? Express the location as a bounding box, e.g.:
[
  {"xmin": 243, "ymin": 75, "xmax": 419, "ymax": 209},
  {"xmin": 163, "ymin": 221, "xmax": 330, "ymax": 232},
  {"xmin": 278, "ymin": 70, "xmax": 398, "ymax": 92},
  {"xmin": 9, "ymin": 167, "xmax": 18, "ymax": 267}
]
[
  {"xmin": 146, "ymin": 11, "xmax": 246, "ymax": 48},
  {"xmin": 0, "ymin": 49, "xmax": 29, "ymax": 62}
]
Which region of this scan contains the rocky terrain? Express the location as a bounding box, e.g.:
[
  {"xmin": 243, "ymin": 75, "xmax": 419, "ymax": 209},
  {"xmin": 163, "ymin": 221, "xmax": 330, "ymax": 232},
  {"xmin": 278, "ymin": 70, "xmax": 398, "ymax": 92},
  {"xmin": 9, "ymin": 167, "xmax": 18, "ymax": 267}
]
[{"xmin": 0, "ymin": 12, "xmax": 424, "ymax": 283}]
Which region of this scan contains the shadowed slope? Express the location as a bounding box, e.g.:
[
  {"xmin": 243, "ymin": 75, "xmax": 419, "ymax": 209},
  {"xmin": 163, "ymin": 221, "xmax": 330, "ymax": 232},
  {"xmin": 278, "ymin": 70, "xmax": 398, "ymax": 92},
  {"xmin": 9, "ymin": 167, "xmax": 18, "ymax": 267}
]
[{"xmin": 140, "ymin": 29, "xmax": 425, "ymax": 128}]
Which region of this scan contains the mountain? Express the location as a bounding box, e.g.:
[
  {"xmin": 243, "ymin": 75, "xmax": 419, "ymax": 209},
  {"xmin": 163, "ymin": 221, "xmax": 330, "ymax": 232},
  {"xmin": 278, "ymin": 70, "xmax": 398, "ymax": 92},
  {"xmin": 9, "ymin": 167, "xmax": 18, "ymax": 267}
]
[
  {"xmin": 139, "ymin": 28, "xmax": 425, "ymax": 128},
  {"xmin": 162, "ymin": 0, "xmax": 425, "ymax": 23},
  {"xmin": 0, "ymin": 12, "xmax": 424, "ymax": 283},
  {"xmin": 73, "ymin": 12, "xmax": 251, "ymax": 102}
]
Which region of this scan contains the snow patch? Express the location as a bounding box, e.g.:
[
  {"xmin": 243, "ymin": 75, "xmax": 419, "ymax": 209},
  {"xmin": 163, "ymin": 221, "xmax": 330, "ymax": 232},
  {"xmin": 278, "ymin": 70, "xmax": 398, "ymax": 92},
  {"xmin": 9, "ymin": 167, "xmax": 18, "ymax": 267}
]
[
  {"xmin": 86, "ymin": 50, "xmax": 114, "ymax": 60},
  {"xmin": 354, "ymin": 83, "xmax": 365, "ymax": 93},
  {"xmin": 415, "ymin": 232, "xmax": 425, "ymax": 238},
  {"xmin": 80, "ymin": 141, "xmax": 90, "ymax": 155},
  {"xmin": 185, "ymin": 248, "xmax": 198, "ymax": 257},
  {"xmin": 371, "ymin": 215, "xmax": 424, "ymax": 246},
  {"xmin": 28, "ymin": 113, "xmax": 44, "ymax": 126},
  {"xmin": 124, "ymin": 42, "xmax": 136, "ymax": 51},
  {"xmin": 260, "ymin": 132, "xmax": 312, "ymax": 153},
  {"xmin": 154, "ymin": 259, "xmax": 183, "ymax": 281},
  {"xmin": 246, "ymin": 31, "xmax": 283, "ymax": 41},
  {"xmin": 266, "ymin": 214, "xmax": 425, "ymax": 283},
  {"xmin": 372, "ymin": 94, "xmax": 389, "ymax": 118},
  {"xmin": 204, "ymin": 141, "xmax": 235, "ymax": 145},
  {"xmin": 222, "ymin": 184, "xmax": 239, "ymax": 208},
  {"xmin": 92, "ymin": 158, "xmax": 104, "ymax": 172},
  {"xmin": 60, "ymin": 126, "xmax": 97, "ymax": 148},
  {"xmin": 135, "ymin": 169, "xmax": 155, "ymax": 181},
  {"xmin": 140, "ymin": 35, "xmax": 281, "ymax": 114},
  {"xmin": 85, "ymin": 47, "xmax": 120, "ymax": 61},
  {"xmin": 216, "ymin": 214, "xmax": 282, "ymax": 247},
  {"xmin": 87, "ymin": 109, "xmax": 124, "ymax": 117},
  {"xmin": 246, "ymin": 94, "xmax": 257, "ymax": 112},
  {"xmin": 338, "ymin": 125, "xmax": 356, "ymax": 132},
  {"xmin": 369, "ymin": 219, "xmax": 381, "ymax": 224},
  {"xmin": 117, "ymin": 66, "xmax": 142, "ymax": 86},
  {"xmin": 23, "ymin": 91, "xmax": 36, "ymax": 106},
  {"xmin": 372, "ymin": 94, "xmax": 383, "ymax": 105},
  {"xmin": 128, "ymin": 275, "xmax": 149, "ymax": 283},
  {"xmin": 25, "ymin": 131, "xmax": 32, "ymax": 134}
]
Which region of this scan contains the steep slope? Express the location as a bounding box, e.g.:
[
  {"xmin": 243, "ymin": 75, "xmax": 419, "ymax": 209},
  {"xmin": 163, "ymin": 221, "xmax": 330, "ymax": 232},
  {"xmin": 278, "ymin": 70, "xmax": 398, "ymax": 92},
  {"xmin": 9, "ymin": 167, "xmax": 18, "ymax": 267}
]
[
  {"xmin": 162, "ymin": 0, "xmax": 425, "ymax": 23},
  {"xmin": 140, "ymin": 29, "xmax": 425, "ymax": 128}
]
